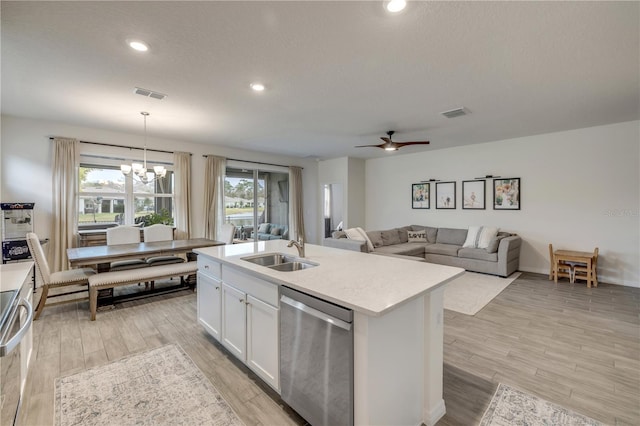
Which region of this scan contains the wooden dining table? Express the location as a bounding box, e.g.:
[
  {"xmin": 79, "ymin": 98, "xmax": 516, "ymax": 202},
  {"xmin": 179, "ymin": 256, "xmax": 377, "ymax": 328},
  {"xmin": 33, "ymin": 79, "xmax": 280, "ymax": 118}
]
[
  {"xmin": 67, "ymin": 238, "xmax": 224, "ymax": 306},
  {"xmin": 67, "ymin": 238, "xmax": 224, "ymax": 272}
]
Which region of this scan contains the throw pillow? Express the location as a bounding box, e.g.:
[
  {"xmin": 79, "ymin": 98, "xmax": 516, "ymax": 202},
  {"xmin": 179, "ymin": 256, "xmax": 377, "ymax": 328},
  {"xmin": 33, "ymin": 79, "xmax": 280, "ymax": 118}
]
[
  {"xmin": 407, "ymin": 230, "xmax": 427, "ymax": 243},
  {"xmin": 381, "ymin": 229, "xmax": 401, "ymax": 246},
  {"xmin": 477, "ymin": 226, "xmax": 499, "ymax": 249},
  {"xmin": 257, "ymin": 223, "xmax": 271, "ymax": 234},
  {"xmin": 356, "ymin": 227, "xmax": 375, "ymax": 252},
  {"xmin": 332, "ymin": 230, "xmax": 347, "ymax": 239},
  {"xmin": 270, "ymin": 227, "xmax": 282, "ymax": 236},
  {"xmin": 462, "ymin": 226, "xmax": 482, "ymax": 248},
  {"xmin": 463, "ymin": 226, "xmax": 499, "ymax": 249},
  {"xmin": 344, "ymin": 228, "xmax": 364, "ymax": 241}
]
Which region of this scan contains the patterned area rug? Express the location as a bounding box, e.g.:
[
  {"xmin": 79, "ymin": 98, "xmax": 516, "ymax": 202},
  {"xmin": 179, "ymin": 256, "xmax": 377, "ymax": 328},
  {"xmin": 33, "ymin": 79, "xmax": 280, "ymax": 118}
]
[
  {"xmin": 55, "ymin": 344, "xmax": 244, "ymax": 426},
  {"xmin": 444, "ymin": 271, "xmax": 521, "ymax": 315},
  {"xmin": 480, "ymin": 383, "xmax": 602, "ymax": 426}
]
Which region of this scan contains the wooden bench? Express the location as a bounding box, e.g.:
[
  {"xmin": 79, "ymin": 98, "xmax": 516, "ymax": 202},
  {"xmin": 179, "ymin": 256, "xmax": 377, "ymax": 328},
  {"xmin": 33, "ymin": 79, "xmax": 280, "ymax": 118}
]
[{"xmin": 88, "ymin": 261, "xmax": 198, "ymax": 320}]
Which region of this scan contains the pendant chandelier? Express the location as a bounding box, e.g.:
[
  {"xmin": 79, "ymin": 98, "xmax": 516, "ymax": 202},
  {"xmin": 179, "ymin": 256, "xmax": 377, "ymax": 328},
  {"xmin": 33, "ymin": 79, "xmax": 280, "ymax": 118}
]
[{"xmin": 120, "ymin": 112, "xmax": 166, "ymax": 183}]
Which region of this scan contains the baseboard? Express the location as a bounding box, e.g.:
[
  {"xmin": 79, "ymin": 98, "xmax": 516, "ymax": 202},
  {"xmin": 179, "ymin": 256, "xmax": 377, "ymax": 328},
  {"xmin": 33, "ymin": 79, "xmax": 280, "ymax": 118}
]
[
  {"xmin": 423, "ymin": 399, "xmax": 446, "ymax": 426},
  {"xmin": 518, "ymin": 267, "xmax": 638, "ymax": 288}
]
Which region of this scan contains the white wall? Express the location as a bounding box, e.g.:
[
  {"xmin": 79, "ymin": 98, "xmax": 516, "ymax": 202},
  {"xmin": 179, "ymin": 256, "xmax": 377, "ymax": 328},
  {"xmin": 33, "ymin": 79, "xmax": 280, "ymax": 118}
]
[
  {"xmin": 318, "ymin": 156, "xmax": 366, "ymax": 232},
  {"xmin": 0, "ymin": 115, "xmax": 319, "ymax": 246},
  {"xmin": 365, "ymin": 121, "xmax": 640, "ymax": 287}
]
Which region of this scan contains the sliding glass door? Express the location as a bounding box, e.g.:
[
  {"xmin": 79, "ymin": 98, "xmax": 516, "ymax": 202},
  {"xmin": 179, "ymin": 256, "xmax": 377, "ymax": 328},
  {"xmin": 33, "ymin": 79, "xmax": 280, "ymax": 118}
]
[{"xmin": 224, "ymin": 168, "xmax": 288, "ymax": 240}]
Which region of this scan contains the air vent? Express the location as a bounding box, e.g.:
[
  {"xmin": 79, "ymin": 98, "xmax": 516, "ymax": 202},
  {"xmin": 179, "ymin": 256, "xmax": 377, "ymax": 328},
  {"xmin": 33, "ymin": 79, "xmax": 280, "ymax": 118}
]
[
  {"xmin": 134, "ymin": 87, "xmax": 167, "ymax": 100},
  {"xmin": 441, "ymin": 107, "xmax": 469, "ymax": 119}
]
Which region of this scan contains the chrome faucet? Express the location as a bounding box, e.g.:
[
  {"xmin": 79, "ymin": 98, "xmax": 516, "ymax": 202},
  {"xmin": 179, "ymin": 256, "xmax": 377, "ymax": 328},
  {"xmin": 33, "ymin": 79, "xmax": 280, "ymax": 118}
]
[{"xmin": 287, "ymin": 236, "xmax": 305, "ymax": 258}]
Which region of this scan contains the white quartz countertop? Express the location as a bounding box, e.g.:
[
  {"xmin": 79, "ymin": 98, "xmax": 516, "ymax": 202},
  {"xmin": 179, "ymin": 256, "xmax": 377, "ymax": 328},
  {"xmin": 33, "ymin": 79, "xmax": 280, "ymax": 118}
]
[
  {"xmin": 194, "ymin": 241, "xmax": 464, "ymax": 316},
  {"xmin": 0, "ymin": 261, "xmax": 34, "ymax": 292}
]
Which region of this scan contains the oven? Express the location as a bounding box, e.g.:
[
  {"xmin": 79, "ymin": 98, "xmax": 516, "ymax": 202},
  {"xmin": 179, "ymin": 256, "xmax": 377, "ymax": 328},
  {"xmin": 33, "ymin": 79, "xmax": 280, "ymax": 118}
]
[{"xmin": 0, "ymin": 287, "xmax": 34, "ymax": 426}]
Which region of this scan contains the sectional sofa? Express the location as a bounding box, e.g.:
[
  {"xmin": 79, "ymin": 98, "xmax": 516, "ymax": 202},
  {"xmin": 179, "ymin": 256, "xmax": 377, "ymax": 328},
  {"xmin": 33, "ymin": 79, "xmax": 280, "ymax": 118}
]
[
  {"xmin": 251, "ymin": 222, "xmax": 289, "ymax": 240},
  {"xmin": 323, "ymin": 225, "xmax": 521, "ymax": 277}
]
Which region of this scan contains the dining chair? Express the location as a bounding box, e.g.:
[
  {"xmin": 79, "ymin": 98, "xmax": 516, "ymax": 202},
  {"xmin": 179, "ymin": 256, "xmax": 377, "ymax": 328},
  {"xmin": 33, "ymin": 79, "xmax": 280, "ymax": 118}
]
[
  {"xmin": 548, "ymin": 243, "xmax": 573, "ymax": 282},
  {"xmin": 220, "ymin": 223, "xmax": 236, "ymax": 245},
  {"xmin": 106, "ymin": 226, "xmax": 149, "ymax": 271},
  {"xmin": 26, "ymin": 232, "xmax": 95, "ymax": 320},
  {"xmin": 573, "ymin": 247, "xmax": 599, "ymax": 288},
  {"xmin": 143, "ymin": 224, "xmax": 185, "ymax": 266}
]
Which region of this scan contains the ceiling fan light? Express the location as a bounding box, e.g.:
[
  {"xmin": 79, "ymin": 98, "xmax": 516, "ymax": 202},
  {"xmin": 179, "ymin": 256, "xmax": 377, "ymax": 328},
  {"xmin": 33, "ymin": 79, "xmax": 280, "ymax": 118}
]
[
  {"xmin": 127, "ymin": 39, "xmax": 149, "ymax": 52},
  {"xmin": 384, "ymin": 146, "xmax": 398, "ymax": 151},
  {"xmin": 386, "ymin": 0, "xmax": 406, "ymax": 13}
]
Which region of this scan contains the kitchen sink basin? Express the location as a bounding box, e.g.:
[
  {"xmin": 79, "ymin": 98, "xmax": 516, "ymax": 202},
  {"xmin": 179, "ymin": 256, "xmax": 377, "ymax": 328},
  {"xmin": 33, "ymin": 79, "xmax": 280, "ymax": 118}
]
[
  {"xmin": 269, "ymin": 261, "xmax": 317, "ymax": 272},
  {"xmin": 241, "ymin": 252, "xmax": 297, "ymax": 267},
  {"xmin": 241, "ymin": 252, "xmax": 318, "ymax": 271}
]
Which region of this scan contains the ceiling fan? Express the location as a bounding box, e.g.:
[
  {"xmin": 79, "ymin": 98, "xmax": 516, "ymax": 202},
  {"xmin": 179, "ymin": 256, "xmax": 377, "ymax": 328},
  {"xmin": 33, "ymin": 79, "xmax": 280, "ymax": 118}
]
[{"xmin": 355, "ymin": 130, "xmax": 430, "ymax": 151}]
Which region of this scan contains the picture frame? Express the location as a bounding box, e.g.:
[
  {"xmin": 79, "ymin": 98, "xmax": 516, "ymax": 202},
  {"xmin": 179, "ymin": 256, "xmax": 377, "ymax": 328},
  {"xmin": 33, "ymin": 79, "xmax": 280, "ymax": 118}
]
[
  {"xmin": 411, "ymin": 183, "xmax": 430, "ymax": 209},
  {"xmin": 435, "ymin": 181, "xmax": 456, "ymax": 209},
  {"xmin": 493, "ymin": 178, "xmax": 520, "ymax": 210},
  {"xmin": 462, "ymin": 180, "xmax": 486, "ymax": 210}
]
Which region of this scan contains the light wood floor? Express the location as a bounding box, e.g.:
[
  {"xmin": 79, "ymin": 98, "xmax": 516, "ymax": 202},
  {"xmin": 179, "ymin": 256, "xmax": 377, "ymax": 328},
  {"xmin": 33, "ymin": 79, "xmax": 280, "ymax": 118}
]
[{"xmin": 18, "ymin": 273, "xmax": 639, "ymax": 426}]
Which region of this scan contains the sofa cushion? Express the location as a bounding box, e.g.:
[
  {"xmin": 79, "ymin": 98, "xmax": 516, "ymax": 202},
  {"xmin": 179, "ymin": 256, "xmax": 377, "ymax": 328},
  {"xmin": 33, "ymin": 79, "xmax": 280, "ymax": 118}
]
[
  {"xmin": 344, "ymin": 228, "xmax": 363, "ymax": 240},
  {"xmin": 257, "ymin": 223, "xmax": 271, "ymax": 234},
  {"xmin": 458, "ymin": 248, "xmax": 499, "ymax": 262},
  {"xmin": 485, "ymin": 234, "xmax": 507, "ymax": 253},
  {"xmin": 424, "ymin": 243, "xmax": 461, "ymax": 257},
  {"xmin": 270, "ymin": 226, "xmax": 282, "ymax": 236},
  {"xmin": 375, "ymin": 243, "xmax": 426, "ymax": 257},
  {"xmin": 436, "ymin": 228, "xmax": 468, "ymax": 245},
  {"xmin": 397, "ymin": 226, "xmax": 411, "ymax": 243},
  {"xmin": 381, "ymin": 229, "xmax": 401, "ymax": 246},
  {"xmin": 407, "ymin": 230, "xmax": 426, "ymax": 243},
  {"xmin": 463, "ymin": 226, "xmax": 498, "ymax": 249},
  {"xmin": 366, "ymin": 230, "xmax": 384, "ymax": 248}
]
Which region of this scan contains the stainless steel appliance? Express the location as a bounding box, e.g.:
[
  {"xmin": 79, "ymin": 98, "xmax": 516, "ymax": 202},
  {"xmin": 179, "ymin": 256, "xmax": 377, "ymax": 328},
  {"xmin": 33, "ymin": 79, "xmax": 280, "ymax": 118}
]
[
  {"xmin": 0, "ymin": 287, "xmax": 33, "ymax": 426},
  {"xmin": 280, "ymin": 286, "xmax": 353, "ymax": 426}
]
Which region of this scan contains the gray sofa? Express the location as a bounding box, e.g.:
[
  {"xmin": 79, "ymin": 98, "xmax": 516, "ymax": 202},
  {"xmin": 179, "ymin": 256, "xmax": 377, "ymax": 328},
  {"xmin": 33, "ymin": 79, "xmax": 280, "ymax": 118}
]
[
  {"xmin": 323, "ymin": 225, "xmax": 521, "ymax": 277},
  {"xmin": 251, "ymin": 223, "xmax": 289, "ymax": 240}
]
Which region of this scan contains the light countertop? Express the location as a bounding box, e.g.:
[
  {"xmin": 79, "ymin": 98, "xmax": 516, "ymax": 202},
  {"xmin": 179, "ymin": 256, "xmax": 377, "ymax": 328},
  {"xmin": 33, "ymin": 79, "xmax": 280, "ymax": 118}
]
[
  {"xmin": 0, "ymin": 262, "xmax": 34, "ymax": 292},
  {"xmin": 194, "ymin": 241, "xmax": 464, "ymax": 316}
]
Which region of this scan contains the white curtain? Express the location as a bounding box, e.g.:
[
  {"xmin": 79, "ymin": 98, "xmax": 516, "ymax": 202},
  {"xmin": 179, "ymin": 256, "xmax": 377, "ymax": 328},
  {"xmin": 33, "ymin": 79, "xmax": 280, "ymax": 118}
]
[
  {"xmin": 51, "ymin": 138, "xmax": 78, "ymax": 271},
  {"xmin": 173, "ymin": 151, "xmax": 192, "ymax": 239},
  {"xmin": 288, "ymin": 166, "xmax": 305, "ymax": 241},
  {"xmin": 203, "ymin": 155, "xmax": 226, "ymax": 240}
]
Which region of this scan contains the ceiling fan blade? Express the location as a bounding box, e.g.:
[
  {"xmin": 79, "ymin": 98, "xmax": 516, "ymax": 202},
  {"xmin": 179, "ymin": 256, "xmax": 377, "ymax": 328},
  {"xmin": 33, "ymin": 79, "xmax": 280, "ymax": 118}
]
[
  {"xmin": 395, "ymin": 141, "xmax": 430, "ymax": 147},
  {"xmin": 355, "ymin": 144, "xmax": 385, "ymax": 148},
  {"xmin": 380, "ymin": 137, "xmax": 391, "ymax": 143}
]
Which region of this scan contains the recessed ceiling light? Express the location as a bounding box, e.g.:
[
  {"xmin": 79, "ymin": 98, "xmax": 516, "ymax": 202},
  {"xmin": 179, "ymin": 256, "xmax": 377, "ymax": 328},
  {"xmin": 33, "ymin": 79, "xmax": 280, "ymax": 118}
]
[
  {"xmin": 250, "ymin": 83, "xmax": 265, "ymax": 92},
  {"xmin": 127, "ymin": 39, "xmax": 149, "ymax": 52},
  {"xmin": 385, "ymin": 0, "xmax": 406, "ymax": 13}
]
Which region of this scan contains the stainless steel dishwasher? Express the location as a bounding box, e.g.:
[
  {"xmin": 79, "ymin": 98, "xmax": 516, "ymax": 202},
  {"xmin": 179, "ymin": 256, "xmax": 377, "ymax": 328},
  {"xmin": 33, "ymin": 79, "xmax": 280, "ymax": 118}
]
[{"xmin": 280, "ymin": 286, "xmax": 354, "ymax": 426}]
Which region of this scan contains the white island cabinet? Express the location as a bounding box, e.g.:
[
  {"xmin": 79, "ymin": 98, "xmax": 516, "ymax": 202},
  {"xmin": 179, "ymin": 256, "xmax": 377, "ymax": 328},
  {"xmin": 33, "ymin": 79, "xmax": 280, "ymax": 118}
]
[
  {"xmin": 197, "ymin": 254, "xmax": 280, "ymax": 390},
  {"xmin": 195, "ymin": 241, "xmax": 464, "ymax": 426}
]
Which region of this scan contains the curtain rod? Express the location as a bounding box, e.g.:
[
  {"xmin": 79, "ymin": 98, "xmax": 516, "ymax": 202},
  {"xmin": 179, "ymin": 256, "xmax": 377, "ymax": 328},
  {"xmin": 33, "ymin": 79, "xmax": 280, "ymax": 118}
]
[
  {"xmin": 49, "ymin": 137, "xmax": 191, "ymax": 156},
  {"xmin": 203, "ymin": 155, "xmax": 302, "ymax": 169}
]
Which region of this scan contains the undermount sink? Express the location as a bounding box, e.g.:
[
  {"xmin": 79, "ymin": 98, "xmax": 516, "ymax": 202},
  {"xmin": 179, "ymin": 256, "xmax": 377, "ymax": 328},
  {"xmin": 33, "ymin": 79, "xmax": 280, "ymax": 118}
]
[
  {"xmin": 269, "ymin": 261, "xmax": 316, "ymax": 272},
  {"xmin": 241, "ymin": 252, "xmax": 318, "ymax": 272}
]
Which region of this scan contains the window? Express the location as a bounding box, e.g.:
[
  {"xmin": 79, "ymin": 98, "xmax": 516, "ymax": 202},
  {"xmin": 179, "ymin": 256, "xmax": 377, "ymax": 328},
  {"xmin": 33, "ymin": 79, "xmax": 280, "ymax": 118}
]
[
  {"xmin": 79, "ymin": 164, "xmax": 173, "ymax": 227},
  {"xmin": 224, "ymin": 168, "xmax": 288, "ymax": 239}
]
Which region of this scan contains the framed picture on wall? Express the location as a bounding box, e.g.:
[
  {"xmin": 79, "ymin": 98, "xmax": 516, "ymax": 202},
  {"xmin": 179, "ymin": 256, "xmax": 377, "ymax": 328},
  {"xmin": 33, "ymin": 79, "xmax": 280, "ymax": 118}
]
[
  {"xmin": 436, "ymin": 181, "xmax": 456, "ymax": 209},
  {"xmin": 493, "ymin": 178, "xmax": 520, "ymax": 210},
  {"xmin": 411, "ymin": 183, "xmax": 430, "ymax": 209},
  {"xmin": 462, "ymin": 180, "xmax": 485, "ymax": 210}
]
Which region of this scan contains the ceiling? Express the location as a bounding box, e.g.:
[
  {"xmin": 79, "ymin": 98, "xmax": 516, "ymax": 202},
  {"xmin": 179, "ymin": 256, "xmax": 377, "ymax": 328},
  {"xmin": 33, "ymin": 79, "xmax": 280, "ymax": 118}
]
[{"xmin": 2, "ymin": 1, "xmax": 638, "ymax": 159}]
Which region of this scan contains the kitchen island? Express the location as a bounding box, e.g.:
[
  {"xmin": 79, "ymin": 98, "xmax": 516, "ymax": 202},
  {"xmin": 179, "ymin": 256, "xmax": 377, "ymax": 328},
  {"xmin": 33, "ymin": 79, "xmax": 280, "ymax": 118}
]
[{"xmin": 194, "ymin": 240, "xmax": 464, "ymax": 426}]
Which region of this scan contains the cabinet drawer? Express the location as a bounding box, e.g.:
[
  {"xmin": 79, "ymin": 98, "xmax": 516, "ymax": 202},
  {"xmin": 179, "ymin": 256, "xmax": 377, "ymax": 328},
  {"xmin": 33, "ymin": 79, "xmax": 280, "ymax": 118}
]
[
  {"xmin": 222, "ymin": 266, "xmax": 278, "ymax": 307},
  {"xmin": 198, "ymin": 256, "xmax": 221, "ymax": 279}
]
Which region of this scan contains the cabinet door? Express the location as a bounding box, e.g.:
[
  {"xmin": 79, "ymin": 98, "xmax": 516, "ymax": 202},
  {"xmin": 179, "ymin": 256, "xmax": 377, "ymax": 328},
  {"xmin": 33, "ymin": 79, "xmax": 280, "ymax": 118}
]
[
  {"xmin": 197, "ymin": 272, "xmax": 222, "ymax": 341},
  {"xmin": 246, "ymin": 294, "xmax": 279, "ymax": 390},
  {"xmin": 221, "ymin": 283, "xmax": 247, "ymax": 360}
]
